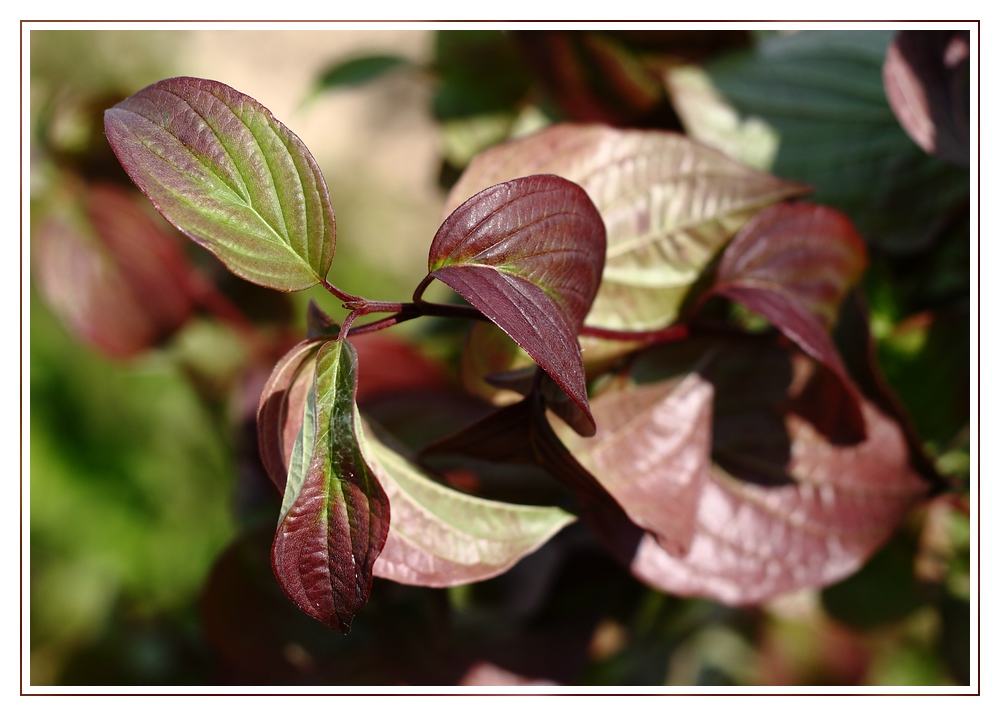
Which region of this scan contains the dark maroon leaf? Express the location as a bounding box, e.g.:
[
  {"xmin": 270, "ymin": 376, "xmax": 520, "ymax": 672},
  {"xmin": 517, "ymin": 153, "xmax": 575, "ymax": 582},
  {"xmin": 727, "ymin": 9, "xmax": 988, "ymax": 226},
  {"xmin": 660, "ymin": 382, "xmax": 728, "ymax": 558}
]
[
  {"xmin": 33, "ymin": 180, "xmax": 196, "ymax": 359},
  {"xmin": 428, "ymin": 174, "xmax": 606, "ymax": 436},
  {"xmin": 271, "ymin": 338, "xmax": 389, "ymax": 632},
  {"xmin": 883, "ymin": 30, "xmax": 970, "ymax": 166},
  {"xmin": 705, "ymin": 202, "xmax": 868, "ymax": 439}
]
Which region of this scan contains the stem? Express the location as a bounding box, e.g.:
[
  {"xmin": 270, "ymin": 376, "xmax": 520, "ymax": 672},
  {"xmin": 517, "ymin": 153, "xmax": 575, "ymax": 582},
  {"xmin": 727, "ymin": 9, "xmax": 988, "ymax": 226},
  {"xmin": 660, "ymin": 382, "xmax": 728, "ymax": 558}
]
[
  {"xmin": 321, "ymin": 278, "xmax": 364, "ymax": 304},
  {"xmin": 580, "ymin": 323, "xmax": 690, "ymax": 344}
]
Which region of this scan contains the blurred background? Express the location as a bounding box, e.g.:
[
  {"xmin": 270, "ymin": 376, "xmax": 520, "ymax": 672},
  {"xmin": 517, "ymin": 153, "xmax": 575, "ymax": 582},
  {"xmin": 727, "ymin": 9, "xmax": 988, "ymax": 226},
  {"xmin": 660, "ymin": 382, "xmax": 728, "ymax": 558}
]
[{"xmin": 27, "ymin": 27, "xmax": 972, "ymax": 687}]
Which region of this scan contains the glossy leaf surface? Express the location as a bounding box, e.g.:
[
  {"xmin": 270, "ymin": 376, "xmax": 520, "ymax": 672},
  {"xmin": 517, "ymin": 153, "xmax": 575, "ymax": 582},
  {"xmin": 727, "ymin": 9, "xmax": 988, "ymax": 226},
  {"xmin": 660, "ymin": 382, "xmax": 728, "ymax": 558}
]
[
  {"xmin": 271, "ymin": 339, "xmax": 389, "ymax": 632},
  {"xmin": 444, "ymin": 124, "xmax": 809, "ymax": 331},
  {"xmin": 33, "ymin": 181, "xmax": 196, "ymax": 359},
  {"xmin": 360, "ymin": 422, "xmax": 575, "ymax": 587},
  {"xmin": 429, "ymin": 174, "xmax": 606, "ymax": 435},
  {"xmin": 705, "ymin": 202, "xmax": 868, "ymax": 436},
  {"xmin": 105, "ymin": 76, "xmax": 337, "ymax": 291}
]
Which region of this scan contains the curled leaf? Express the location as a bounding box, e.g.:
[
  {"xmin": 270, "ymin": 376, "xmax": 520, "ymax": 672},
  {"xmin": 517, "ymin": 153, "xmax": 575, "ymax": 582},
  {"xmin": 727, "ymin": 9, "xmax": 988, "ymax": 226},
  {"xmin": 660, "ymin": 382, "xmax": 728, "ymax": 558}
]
[
  {"xmin": 105, "ymin": 76, "xmax": 337, "ymax": 291},
  {"xmin": 428, "ymin": 174, "xmax": 606, "ymax": 435},
  {"xmin": 271, "ymin": 338, "xmax": 389, "ymax": 632}
]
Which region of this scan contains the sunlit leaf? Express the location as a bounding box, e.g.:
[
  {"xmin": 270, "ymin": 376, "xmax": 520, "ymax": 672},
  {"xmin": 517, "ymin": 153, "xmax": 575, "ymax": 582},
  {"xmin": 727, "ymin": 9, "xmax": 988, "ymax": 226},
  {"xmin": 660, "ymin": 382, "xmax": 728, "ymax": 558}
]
[
  {"xmin": 588, "ymin": 335, "xmax": 929, "ymax": 604},
  {"xmin": 359, "ymin": 421, "xmax": 575, "ymax": 587},
  {"xmin": 105, "ymin": 76, "xmax": 337, "ymax": 291},
  {"xmin": 32, "ymin": 180, "xmax": 196, "ymax": 359},
  {"xmin": 271, "ymin": 339, "xmax": 389, "ymax": 632},
  {"xmin": 444, "ymin": 124, "xmax": 809, "ymax": 331},
  {"xmin": 558, "ymin": 370, "xmax": 714, "ymax": 557},
  {"xmin": 428, "ymin": 174, "xmax": 606, "ymax": 435}
]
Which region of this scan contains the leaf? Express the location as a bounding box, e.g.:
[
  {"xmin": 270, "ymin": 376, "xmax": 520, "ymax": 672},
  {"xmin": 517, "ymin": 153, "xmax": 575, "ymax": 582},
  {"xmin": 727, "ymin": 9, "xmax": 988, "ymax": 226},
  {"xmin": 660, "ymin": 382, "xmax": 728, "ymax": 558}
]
[
  {"xmin": 428, "ymin": 174, "xmax": 606, "ymax": 435},
  {"xmin": 358, "ymin": 421, "xmax": 575, "ymax": 587},
  {"xmin": 509, "ymin": 31, "xmax": 672, "ymax": 127},
  {"xmin": 703, "ymin": 201, "xmax": 869, "ymax": 438},
  {"xmin": 32, "ymin": 180, "xmax": 196, "ymax": 359},
  {"xmin": 314, "ymin": 54, "xmax": 411, "ymax": 92},
  {"xmin": 557, "ymin": 371, "xmax": 714, "ymax": 558},
  {"xmin": 271, "ymin": 339, "xmax": 389, "ymax": 632},
  {"xmin": 444, "ymin": 124, "xmax": 810, "ymax": 331},
  {"xmin": 586, "ymin": 335, "xmax": 930, "ymax": 605},
  {"xmin": 105, "ymin": 76, "xmax": 337, "ymax": 291},
  {"xmin": 703, "ymin": 30, "xmax": 969, "ymax": 253},
  {"xmin": 883, "ymin": 30, "xmax": 970, "ymax": 166},
  {"xmin": 256, "ymin": 337, "xmax": 325, "ymax": 491}
]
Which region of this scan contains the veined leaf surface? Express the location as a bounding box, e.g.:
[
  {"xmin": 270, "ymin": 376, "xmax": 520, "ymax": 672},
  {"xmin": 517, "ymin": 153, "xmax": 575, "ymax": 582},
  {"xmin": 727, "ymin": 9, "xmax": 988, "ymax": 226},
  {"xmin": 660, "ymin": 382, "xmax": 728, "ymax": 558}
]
[
  {"xmin": 271, "ymin": 339, "xmax": 389, "ymax": 633},
  {"xmin": 444, "ymin": 124, "xmax": 809, "ymax": 331},
  {"xmin": 360, "ymin": 421, "xmax": 575, "ymax": 587},
  {"xmin": 429, "ymin": 174, "xmax": 606, "ymax": 435},
  {"xmin": 105, "ymin": 76, "xmax": 336, "ymax": 291}
]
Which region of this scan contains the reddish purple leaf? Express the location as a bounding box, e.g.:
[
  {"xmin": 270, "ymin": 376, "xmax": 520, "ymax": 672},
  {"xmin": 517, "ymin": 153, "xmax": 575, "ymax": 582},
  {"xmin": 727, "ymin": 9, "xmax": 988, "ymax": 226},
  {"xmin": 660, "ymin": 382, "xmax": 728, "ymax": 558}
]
[
  {"xmin": 706, "ymin": 202, "xmax": 868, "ymax": 438},
  {"xmin": 105, "ymin": 77, "xmax": 337, "ymax": 291},
  {"xmin": 558, "ymin": 372, "xmax": 714, "ymax": 558},
  {"xmin": 271, "ymin": 339, "xmax": 389, "ymax": 632},
  {"xmin": 33, "ymin": 181, "xmax": 196, "ymax": 359},
  {"xmin": 428, "ymin": 174, "xmax": 606, "ymax": 436},
  {"xmin": 883, "ymin": 30, "xmax": 970, "ymax": 166},
  {"xmin": 587, "ymin": 337, "xmax": 929, "ymax": 605},
  {"xmin": 444, "ymin": 124, "xmax": 811, "ymax": 332}
]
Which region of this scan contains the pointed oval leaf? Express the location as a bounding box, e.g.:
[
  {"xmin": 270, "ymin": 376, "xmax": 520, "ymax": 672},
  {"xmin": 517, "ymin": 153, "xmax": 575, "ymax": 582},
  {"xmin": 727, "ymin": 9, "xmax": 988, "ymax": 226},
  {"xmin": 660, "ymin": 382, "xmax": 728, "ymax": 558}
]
[
  {"xmin": 444, "ymin": 124, "xmax": 810, "ymax": 331},
  {"xmin": 105, "ymin": 76, "xmax": 336, "ymax": 291},
  {"xmin": 271, "ymin": 338, "xmax": 389, "ymax": 632},
  {"xmin": 33, "ymin": 180, "xmax": 196, "ymax": 359},
  {"xmin": 359, "ymin": 421, "xmax": 575, "ymax": 587},
  {"xmin": 429, "ymin": 174, "xmax": 606, "ymax": 435},
  {"xmin": 706, "ymin": 202, "xmax": 868, "ymax": 437}
]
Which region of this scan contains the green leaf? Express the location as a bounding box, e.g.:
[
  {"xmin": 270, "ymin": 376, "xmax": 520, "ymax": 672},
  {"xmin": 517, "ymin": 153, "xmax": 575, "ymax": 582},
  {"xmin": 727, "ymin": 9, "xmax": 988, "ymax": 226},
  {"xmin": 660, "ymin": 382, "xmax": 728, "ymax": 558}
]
[
  {"xmin": 444, "ymin": 124, "xmax": 809, "ymax": 331},
  {"xmin": 315, "ymin": 54, "xmax": 411, "ymax": 92},
  {"xmin": 359, "ymin": 420, "xmax": 575, "ymax": 587},
  {"xmin": 702, "ymin": 31, "xmax": 969, "ymax": 253},
  {"xmin": 105, "ymin": 76, "xmax": 337, "ymax": 291},
  {"xmin": 271, "ymin": 338, "xmax": 389, "ymax": 633}
]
